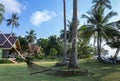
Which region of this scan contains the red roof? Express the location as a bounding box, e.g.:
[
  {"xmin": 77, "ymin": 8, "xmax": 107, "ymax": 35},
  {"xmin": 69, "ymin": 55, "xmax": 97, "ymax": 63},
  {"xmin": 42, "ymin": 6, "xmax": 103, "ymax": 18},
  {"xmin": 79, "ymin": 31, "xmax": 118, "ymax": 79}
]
[{"xmin": 0, "ymin": 34, "xmax": 18, "ymax": 49}]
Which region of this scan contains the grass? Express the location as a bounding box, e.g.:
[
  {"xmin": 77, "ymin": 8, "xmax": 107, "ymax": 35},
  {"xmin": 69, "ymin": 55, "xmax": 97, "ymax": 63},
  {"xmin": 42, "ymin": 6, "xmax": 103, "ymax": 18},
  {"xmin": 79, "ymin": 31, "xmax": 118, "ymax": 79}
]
[{"xmin": 0, "ymin": 59, "xmax": 120, "ymax": 81}]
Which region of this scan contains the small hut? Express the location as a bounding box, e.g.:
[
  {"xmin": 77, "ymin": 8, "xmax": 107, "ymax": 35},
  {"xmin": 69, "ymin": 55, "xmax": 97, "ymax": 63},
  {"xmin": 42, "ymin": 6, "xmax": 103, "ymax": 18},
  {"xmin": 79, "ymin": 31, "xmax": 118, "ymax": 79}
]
[
  {"xmin": 27, "ymin": 43, "xmax": 41, "ymax": 56},
  {"xmin": 0, "ymin": 34, "xmax": 21, "ymax": 59}
]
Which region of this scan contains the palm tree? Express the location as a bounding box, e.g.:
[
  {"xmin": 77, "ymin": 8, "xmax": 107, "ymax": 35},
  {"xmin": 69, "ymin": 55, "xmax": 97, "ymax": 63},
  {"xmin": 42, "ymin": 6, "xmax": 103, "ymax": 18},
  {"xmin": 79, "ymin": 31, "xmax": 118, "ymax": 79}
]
[
  {"xmin": 107, "ymin": 32, "xmax": 120, "ymax": 62},
  {"xmin": 0, "ymin": 3, "xmax": 4, "ymax": 24},
  {"xmin": 60, "ymin": 20, "xmax": 80, "ymax": 43},
  {"xmin": 6, "ymin": 13, "xmax": 20, "ymax": 34},
  {"xmin": 92, "ymin": 0, "xmax": 112, "ymax": 10},
  {"xmin": 60, "ymin": 20, "xmax": 72, "ymax": 43},
  {"xmin": 68, "ymin": 0, "xmax": 79, "ymax": 68},
  {"xmin": 26, "ymin": 30, "xmax": 37, "ymax": 44},
  {"xmin": 81, "ymin": 6, "xmax": 118, "ymax": 61},
  {"xmin": 63, "ymin": 0, "xmax": 67, "ymax": 63}
]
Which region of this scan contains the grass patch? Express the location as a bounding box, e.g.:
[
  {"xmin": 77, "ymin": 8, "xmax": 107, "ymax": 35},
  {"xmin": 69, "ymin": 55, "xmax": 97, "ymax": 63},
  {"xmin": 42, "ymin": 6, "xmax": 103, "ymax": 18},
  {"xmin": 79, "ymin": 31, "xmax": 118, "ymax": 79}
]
[{"xmin": 0, "ymin": 59, "xmax": 120, "ymax": 81}]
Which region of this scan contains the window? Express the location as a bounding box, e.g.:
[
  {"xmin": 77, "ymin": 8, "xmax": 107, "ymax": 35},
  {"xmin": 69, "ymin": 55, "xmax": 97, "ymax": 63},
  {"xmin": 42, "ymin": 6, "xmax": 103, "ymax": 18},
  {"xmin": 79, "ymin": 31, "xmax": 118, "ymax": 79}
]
[{"xmin": 0, "ymin": 49, "xmax": 2, "ymax": 59}]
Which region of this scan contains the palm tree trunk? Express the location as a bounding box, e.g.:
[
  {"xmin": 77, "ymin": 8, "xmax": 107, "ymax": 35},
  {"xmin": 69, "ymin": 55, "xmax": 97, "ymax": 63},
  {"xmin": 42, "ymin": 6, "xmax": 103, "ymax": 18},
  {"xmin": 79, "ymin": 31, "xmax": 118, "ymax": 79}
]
[
  {"xmin": 11, "ymin": 24, "xmax": 14, "ymax": 35},
  {"xmin": 68, "ymin": 0, "xmax": 78, "ymax": 68},
  {"xmin": 97, "ymin": 31, "xmax": 102, "ymax": 61},
  {"xmin": 63, "ymin": 0, "xmax": 67, "ymax": 63},
  {"xmin": 114, "ymin": 48, "xmax": 120, "ymax": 61},
  {"xmin": 93, "ymin": 34, "xmax": 97, "ymax": 55}
]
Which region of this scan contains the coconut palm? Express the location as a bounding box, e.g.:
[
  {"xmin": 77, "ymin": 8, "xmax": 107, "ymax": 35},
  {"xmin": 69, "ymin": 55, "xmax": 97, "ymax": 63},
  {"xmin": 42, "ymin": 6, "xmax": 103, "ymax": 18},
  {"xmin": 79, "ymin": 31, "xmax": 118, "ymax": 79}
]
[
  {"xmin": 60, "ymin": 20, "xmax": 79, "ymax": 43},
  {"xmin": 0, "ymin": 3, "xmax": 4, "ymax": 24},
  {"xmin": 26, "ymin": 30, "xmax": 37, "ymax": 44},
  {"xmin": 92, "ymin": 0, "xmax": 112, "ymax": 10},
  {"xmin": 63, "ymin": 0, "xmax": 67, "ymax": 63},
  {"xmin": 68, "ymin": 0, "xmax": 78, "ymax": 68},
  {"xmin": 81, "ymin": 6, "xmax": 118, "ymax": 61},
  {"xmin": 6, "ymin": 13, "xmax": 20, "ymax": 34},
  {"xmin": 107, "ymin": 32, "xmax": 120, "ymax": 61}
]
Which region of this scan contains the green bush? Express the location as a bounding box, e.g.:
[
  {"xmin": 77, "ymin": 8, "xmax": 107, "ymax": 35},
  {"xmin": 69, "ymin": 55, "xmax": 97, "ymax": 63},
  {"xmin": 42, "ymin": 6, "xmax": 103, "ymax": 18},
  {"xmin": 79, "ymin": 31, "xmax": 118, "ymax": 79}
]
[
  {"xmin": 0, "ymin": 59, "xmax": 11, "ymax": 64},
  {"xmin": 27, "ymin": 56, "xmax": 35, "ymax": 61},
  {"xmin": 48, "ymin": 48, "xmax": 57, "ymax": 59},
  {"xmin": 35, "ymin": 52, "xmax": 43, "ymax": 60},
  {"xmin": 16, "ymin": 57, "xmax": 24, "ymax": 62}
]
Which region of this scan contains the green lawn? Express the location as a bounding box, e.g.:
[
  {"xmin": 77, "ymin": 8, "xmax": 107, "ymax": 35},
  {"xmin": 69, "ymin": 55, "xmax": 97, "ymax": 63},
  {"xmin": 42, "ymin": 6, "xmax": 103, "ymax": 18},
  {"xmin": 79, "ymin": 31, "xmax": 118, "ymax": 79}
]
[{"xmin": 0, "ymin": 59, "xmax": 120, "ymax": 81}]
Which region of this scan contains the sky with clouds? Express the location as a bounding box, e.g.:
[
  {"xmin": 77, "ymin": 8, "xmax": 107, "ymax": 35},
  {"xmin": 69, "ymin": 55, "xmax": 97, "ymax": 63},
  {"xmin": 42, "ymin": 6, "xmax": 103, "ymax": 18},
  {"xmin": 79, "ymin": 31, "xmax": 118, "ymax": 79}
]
[
  {"xmin": 0, "ymin": 0, "xmax": 120, "ymax": 38},
  {"xmin": 0, "ymin": 0, "xmax": 120, "ymax": 55}
]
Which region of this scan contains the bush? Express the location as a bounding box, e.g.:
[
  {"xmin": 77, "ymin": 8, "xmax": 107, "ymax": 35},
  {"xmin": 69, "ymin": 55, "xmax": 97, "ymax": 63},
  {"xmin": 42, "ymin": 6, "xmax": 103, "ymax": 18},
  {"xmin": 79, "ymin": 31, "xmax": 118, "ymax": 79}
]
[
  {"xmin": 48, "ymin": 48, "xmax": 58, "ymax": 59},
  {"xmin": 27, "ymin": 56, "xmax": 35, "ymax": 61},
  {"xmin": 0, "ymin": 59, "xmax": 11, "ymax": 64},
  {"xmin": 35, "ymin": 52, "xmax": 43, "ymax": 60},
  {"xmin": 16, "ymin": 57, "xmax": 24, "ymax": 62}
]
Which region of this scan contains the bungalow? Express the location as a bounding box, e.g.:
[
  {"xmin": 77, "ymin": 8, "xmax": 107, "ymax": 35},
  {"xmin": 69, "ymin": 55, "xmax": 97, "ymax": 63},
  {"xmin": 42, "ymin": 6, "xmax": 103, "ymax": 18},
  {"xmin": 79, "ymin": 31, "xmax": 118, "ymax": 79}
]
[
  {"xmin": 0, "ymin": 34, "xmax": 21, "ymax": 59},
  {"xmin": 27, "ymin": 43, "xmax": 42, "ymax": 56}
]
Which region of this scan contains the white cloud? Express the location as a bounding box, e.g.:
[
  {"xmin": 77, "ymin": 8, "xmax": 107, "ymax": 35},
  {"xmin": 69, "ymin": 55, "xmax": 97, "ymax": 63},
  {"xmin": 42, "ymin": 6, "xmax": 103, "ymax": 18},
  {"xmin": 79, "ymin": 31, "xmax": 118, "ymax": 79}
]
[
  {"xmin": 0, "ymin": 0, "xmax": 25, "ymax": 14},
  {"xmin": 30, "ymin": 10, "xmax": 56, "ymax": 26}
]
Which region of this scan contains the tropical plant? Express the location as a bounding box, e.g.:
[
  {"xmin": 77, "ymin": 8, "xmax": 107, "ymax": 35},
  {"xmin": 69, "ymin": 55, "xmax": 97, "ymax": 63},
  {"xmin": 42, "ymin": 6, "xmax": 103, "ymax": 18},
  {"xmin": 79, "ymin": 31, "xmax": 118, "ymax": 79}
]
[
  {"xmin": 0, "ymin": 3, "xmax": 4, "ymax": 24},
  {"xmin": 107, "ymin": 32, "xmax": 120, "ymax": 61},
  {"xmin": 60, "ymin": 20, "xmax": 79, "ymax": 43},
  {"xmin": 92, "ymin": 0, "xmax": 112, "ymax": 10},
  {"xmin": 26, "ymin": 30, "xmax": 36, "ymax": 44},
  {"xmin": 77, "ymin": 38, "xmax": 93, "ymax": 59},
  {"xmin": 48, "ymin": 48, "xmax": 58, "ymax": 59},
  {"xmin": 68, "ymin": 0, "xmax": 79, "ymax": 68},
  {"xmin": 6, "ymin": 13, "xmax": 20, "ymax": 34},
  {"xmin": 36, "ymin": 38, "xmax": 48, "ymax": 55},
  {"xmin": 81, "ymin": 3, "xmax": 118, "ymax": 61},
  {"xmin": 18, "ymin": 36, "xmax": 28, "ymax": 52}
]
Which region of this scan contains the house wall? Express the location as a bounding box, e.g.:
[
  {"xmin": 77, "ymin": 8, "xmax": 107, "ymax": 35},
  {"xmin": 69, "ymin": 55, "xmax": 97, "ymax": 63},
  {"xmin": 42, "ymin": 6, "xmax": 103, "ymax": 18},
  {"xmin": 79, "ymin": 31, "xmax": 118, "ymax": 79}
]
[{"xmin": 2, "ymin": 50, "xmax": 9, "ymax": 58}]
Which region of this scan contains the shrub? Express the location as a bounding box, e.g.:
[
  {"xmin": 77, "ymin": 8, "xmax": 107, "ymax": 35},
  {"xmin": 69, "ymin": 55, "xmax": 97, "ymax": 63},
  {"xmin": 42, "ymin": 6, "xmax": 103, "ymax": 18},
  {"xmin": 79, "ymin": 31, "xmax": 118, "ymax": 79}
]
[
  {"xmin": 0, "ymin": 59, "xmax": 11, "ymax": 64},
  {"xmin": 35, "ymin": 52, "xmax": 43, "ymax": 60},
  {"xmin": 16, "ymin": 57, "xmax": 24, "ymax": 62},
  {"xmin": 48, "ymin": 48, "xmax": 57, "ymax": 59}
]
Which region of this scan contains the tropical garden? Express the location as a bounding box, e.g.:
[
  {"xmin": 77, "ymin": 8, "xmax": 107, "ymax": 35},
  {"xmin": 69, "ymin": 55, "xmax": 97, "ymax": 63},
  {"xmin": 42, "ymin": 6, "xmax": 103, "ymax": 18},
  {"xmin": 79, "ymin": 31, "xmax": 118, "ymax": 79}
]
[{"xmin": 0, "ymin": 0, "xmax": 120, "ymax": 81}]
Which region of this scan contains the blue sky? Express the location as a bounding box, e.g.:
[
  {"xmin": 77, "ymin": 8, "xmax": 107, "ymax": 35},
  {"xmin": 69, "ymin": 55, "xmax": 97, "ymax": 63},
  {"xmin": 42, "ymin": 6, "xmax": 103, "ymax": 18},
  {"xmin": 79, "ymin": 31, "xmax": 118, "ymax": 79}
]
[{"xmin": 0, "ymin": 0, "xmax": 120, "ymax": 40}]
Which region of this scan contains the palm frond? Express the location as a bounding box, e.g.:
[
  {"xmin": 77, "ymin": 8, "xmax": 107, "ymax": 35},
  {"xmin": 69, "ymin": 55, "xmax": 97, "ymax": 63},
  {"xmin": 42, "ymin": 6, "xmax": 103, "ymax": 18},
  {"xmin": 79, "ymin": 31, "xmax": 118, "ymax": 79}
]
[{"xmin": 102, "ymin": 11, "xmax": 117, "ymax": 24}]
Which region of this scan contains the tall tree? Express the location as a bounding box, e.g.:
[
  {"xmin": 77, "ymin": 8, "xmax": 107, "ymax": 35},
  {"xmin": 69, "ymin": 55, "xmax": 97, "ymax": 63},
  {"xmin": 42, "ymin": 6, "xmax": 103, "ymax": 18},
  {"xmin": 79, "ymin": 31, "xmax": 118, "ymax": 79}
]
[
  {"xmin": 26, "ymin": 30, "xmax": 36, "ymax": 44},
  {"xmin": 6, "ymin": 13, "xmax": 20, "ymax": 34},
  {"xmin": 63, "ymin": 0, "xmax": 67, "ymax": 63},
  {"xmin": 81, "ymin": 5, "xmax": 118, "ymax": 61},
  {"xmin": 18, "ymin": 36, "xmax": 28, "ymax": 52},
  {"xmin": 0, "ymin": 3, "xmax": 4, "ymax": 24},
  {"xmin": 68, "ymin": 0, "xmax": 79, "ymax": 68}
]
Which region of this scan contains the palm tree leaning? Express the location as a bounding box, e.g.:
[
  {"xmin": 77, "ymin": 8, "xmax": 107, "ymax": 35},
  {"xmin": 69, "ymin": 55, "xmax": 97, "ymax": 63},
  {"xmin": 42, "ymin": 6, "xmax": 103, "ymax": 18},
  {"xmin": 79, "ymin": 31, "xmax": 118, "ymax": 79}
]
[
  {"xmin": 68, "ymin": 0, "xmax": 79, "ymax": 68},
  {"xmin": 6, "ymin": 13, "xmax": 20, "ymax": 35},
  {"xmin": 0, "ymin": 3, "xmax": 4, "ymax": 24},
  {"xmin": 81, "ymin": 5, "xmax": 118, "ymax": 61},
  {"xmin": 63, "ymin": 0, "xmax": 67, "ymax": 64}
]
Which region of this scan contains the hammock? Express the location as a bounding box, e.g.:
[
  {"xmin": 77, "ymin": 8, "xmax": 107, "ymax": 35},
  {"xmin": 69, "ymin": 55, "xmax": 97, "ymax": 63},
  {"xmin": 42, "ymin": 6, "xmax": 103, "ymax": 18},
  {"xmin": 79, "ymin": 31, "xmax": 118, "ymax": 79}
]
[
  {"xmin": 0, "ymin": 31, "xmax": 51, "ymax": 75},
  {"xmin": 26, "ymin": 59, "xmax": 51, "ymax": 75}
]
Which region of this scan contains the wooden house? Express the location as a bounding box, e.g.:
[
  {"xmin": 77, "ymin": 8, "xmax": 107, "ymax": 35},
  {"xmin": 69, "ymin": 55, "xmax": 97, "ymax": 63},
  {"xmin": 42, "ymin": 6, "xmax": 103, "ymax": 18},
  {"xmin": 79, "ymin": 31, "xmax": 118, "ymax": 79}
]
[{"xmin": 0, "ymin": 34, "xmax": 21, "ymax": 59}]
